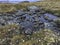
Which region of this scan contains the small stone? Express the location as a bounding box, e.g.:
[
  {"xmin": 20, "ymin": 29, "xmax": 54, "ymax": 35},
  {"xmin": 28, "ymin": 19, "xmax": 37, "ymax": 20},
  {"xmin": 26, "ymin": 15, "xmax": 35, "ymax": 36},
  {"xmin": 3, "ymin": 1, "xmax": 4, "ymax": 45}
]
[
  {"xmin": 22, "ymin": 40, "xmax": 25, "ymax": 42},
  {"xmin": 27, "ymin": 6, "xmax": 39, "ymax": 11},
  {"xmin": 24, "ymin": 28, "xmax": 33, "ymax": 35}
]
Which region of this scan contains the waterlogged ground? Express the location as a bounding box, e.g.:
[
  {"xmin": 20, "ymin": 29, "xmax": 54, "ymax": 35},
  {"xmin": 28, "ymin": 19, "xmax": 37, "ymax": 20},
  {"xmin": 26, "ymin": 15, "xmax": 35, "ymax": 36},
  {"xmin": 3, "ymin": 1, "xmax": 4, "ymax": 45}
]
[{"xmin": 0, "ymin": 6, "xmax": 60, "ymax": 45}]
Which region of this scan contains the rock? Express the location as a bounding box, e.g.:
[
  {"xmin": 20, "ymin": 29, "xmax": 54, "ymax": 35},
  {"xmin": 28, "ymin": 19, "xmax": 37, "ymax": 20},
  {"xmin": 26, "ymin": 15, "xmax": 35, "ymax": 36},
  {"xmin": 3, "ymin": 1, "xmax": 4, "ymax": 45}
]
[
  {"xmin": 53, "ymin": 18, "xmax": 60, "ymax": 24},
  {"xmin": 53, "ymin": 18, "xmax": 60, "ymax": 28},
  {"xmin": 20, "ymin": 16, "xmax": 26, "ymax": 20},
  {"xmin": 44, "ymin": 13, "xmax": 58, "ymax": 22},
  {"xmin": 15, "ymin": 10, "xmax": 25, "ymax": 15},
  {"xmin": 33, "ymin": 23, "xmax": 39, "ymax": 28},
  {"xmin": 27, "ymin": 6, "xmax": 39, "ymax": 11},
  {"xmin": 44, "ymin": 23, "xmax": 51, "ymax": 28},
  {"xmin": 39, "ymin": 10, "xmax": 46, "ymax": 14},
  {"xmin": 24, "ymin": 28, "xmax": 33, "ymax": 35},
  {"xmin": 29, "ymin": 10, "xmax": 36, "ymax": 15},
  {"xmin": 44, "ymin": 16, "xmax": 53, "ymax": 22},
  {"xmin": 39, "ymin": 21, "xmax": 44, "ymax": 25},
  {"xmin": 37, "ymin": 13, "xmax": 42, "ymax": 17},
  {"xmin": 39, "ymin": 21, "xmax": 44, "ymax": 28},
  {"xmin": 0, "ymin": 18, "xmax": 6, "ymax": 26},
  {"xmin": 7, "ymin": 21, "xmax": 14, "ymax": 25}
]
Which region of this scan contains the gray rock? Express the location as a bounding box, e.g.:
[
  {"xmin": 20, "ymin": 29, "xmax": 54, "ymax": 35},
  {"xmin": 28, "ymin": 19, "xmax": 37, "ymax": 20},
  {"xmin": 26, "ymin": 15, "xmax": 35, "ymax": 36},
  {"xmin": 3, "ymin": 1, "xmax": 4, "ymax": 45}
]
[
  {"xmin": 15, "ymin": 10, "xmax": 25, "ymax": 15},
  {"xmin": 24, "ymin": 28, "xmax": 33, "ymax": 35},
  {"xmin": 44, "ymin": 13, "xmax": 58, "ymax": 22},
  {"xmin": 53, "ymin": 18, "xmax": 60, "ymax": 28},
  {"xmin": 44, "ymin": 15, "xmax": 53, "ymax": 22},
  {"xmin": 27, "ymin": 6, "xmax": 39, "ymax": 11},
  {"xmin": 0, "ymin": 18, "xmax": 6, "ymax": 26}
]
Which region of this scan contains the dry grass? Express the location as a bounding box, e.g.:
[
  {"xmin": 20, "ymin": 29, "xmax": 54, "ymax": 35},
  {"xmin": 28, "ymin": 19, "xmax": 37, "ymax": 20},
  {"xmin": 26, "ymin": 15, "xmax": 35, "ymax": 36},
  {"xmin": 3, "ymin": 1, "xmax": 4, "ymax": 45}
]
[{"xmin": 0, "ymin": 1, "xmax": 60, "ymax": 12}]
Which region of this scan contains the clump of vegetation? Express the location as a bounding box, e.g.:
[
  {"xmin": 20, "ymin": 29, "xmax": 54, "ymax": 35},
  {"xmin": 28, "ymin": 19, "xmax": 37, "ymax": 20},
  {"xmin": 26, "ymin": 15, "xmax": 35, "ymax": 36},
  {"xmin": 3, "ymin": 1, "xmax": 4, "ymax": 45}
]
[
  {"xmin": 0, "ymin": 27, "xmax": 60, "ymax": 45},
  {"xmin": 0, "ymin": 1, "xmax": 60, "ymax": 14},
  {"xmin": 0, "ymin": 24, "xmax": 19, "ymax": 39},
  {"xmin": 11, "ymin": 29, "xmax": 60, "ymax": 45}
]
